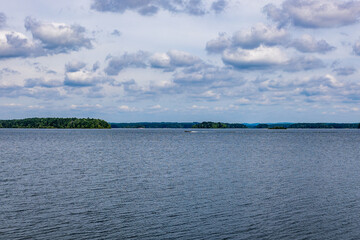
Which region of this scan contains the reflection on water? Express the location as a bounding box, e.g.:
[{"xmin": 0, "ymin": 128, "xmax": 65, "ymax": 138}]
[{"xmin": 1, "ymin": 129, "xmax": 360, "ymax": 239}]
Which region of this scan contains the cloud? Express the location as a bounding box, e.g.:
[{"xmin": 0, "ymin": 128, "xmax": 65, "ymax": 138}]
[
  {"xmin": 297, "ymin": 74, "xmax": 345, "ymax": 97},
  {"xmin": 91, "ymin": 0, "xmax": 227, "ymax": 16},
  {"xmin": 92, "ymin": 62, "xmax": 100, "ymax": 72},
  {"xmin": 290, "ymin": 34, "xmax": 335, "ymax": 53},
  {"xmin": 353, "ymin": 39, "xmax": 360, "ymax": 55},
  {"xmin": 191, "ymin": 104, "xmax": 209, "ymax": 110},
  {"xmin": 0, "ymin": 85, "xmax": 22, "ymax": 97},
  {"xmin": 211, "ymin": 0, "xmax": 227, "ymax": 13},
  {"xmin": 206, "ymin": 24, "xmax": 335, "ymax": 55},
  {"xmin": 263, "ymin": 0, "xmax": 360, "ymax": 28},
  {"xmin": 222, "ymin": 45, "xmax": 325, "ymax": 72},
  {"xmin": 118, "ymin": 105, "xmax": 138, "ymax": 112},
  {"xmin": 105, "ymin": 51, "xmax": 149, "ymax": 75},
  {"xmin": 284, "ymin": 56, "xmax": 325, "ymax": 72},
  {"xmin": 232, "ymin": 23, "xmax": 289, "ymax": 49},
  {"xmin": 64, "ymin": 70, "xmax": 100, "ymax": 87},
  {"xmin": 24, "ymin": 17, "xmax": 92, "ymax": 53},
  {"xmin": 167, "ymin": 49, "xmax": 201, "ymax": 67},
  {"xmin": 173, "ymin": 65, "xmax": 233, "ymax": 87},
  {"xmin": 24, "ymin": 78, "xmax": 63, "ymax": 88},
  {"xmin": 196, "ymin": 90, "xmax": 221, "ymax": 100},
  {"xmin": 0, "ymin": 67, "xmax": 20, "ymax": 75},
  {"xmin": 0, "ymin": 103, "xmax": 22, "ymax": 107},
  {"xmin": 149, "ymin": 50, "xmax": 201, "ymax": 69},
  {"xmin": 104, "ymin": 50, "xmax": 201, "ymax": 75},
  {"xmin": 0, "ymin": 12, "xmax": 6, "ymax": 28},
  {"xmin": 149, "ymin": 52, "xmax": 171, "ymax": 68},
  {"xmin": 205, "ymin": 33, "xmax": 231, "ymax": 54},
  {"xmin": 332, "ymin": 67, "xmax": 356, "ymax": 76},
  {"xmin": 64, "ymin": 61, "xmax": 108, "ymax": 87},
  {"xmin": 0, "ymin": 31, "xmax": 43, "ymax": 58},
  {"xmin": 0, "ymin": 17, "xmax": 92, "ymax": 59},
  {"xmin": 0, "ymin": 83, "xmax": 63, "ymax": 99},
  {"xmin": 149, "ymin": 104, "xmax": 162, "ymax": 110},
  {"xmin": 222, "ymin": 45, "xmax": 289, "ymax": 69},
  {"xmin": 111, "ymin": 29, "xmax": 121, "ymax": 36},
  {"xmin": 70, "ymin": 104, "xmax": 102, "ymax": 110},
  {"xmin": 65, "ymin": 61, "xmax": 87, "ymax": 72}
]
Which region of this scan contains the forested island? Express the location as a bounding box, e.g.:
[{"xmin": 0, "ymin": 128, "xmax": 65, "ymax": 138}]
[
  {"xmin": 0, "ymin": 118, "xmax": 111, "ymax": 129},
  {"xmin": 192, "ymin": 122, "xmax": 247, "ymax": 128}
]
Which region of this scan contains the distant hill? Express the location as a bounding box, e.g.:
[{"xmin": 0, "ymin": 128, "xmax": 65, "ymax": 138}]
[
  {"xmin": 0, "ymin": 118, "xmax": 111, "ymax": 129},
  {"xmin": 287, "ymin": 123, "xmax": 359, "ymax": 128}
]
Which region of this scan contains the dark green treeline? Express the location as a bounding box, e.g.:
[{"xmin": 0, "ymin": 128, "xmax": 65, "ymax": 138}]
[
  {"xmin": 0, "ymin": 118, "xmax": 111, "ymax": 129},
  {"xmin": 192, "ymin": 122, "xmax": 247, "ymax": 128}
]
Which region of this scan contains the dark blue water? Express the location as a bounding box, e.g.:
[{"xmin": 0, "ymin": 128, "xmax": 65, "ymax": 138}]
[{"xmin": 1, "ymin": 129, "xmax": 360, "ymax": 239}]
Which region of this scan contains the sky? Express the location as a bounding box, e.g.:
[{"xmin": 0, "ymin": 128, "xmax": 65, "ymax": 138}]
[{"xmin": 1, "ymin": 0, "xmax": 360, "ymax": 123}]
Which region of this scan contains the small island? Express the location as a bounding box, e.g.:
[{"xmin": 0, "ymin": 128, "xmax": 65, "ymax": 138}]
[
  {"xmin": 192, "ymin": 121, "xmax": 247, "ymax": 128},
  {"xmin": 0, "ymin": 118, "xmax": 111, "ymax": 129}
]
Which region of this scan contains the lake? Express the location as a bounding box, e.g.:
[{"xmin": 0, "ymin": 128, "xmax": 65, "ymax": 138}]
[{"xmin": 1, "ymin": 129, "xmax": 360, "ymax": 239}]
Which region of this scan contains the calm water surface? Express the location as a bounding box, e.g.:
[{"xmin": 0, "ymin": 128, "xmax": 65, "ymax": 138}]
[{"xmin": 1, "ymin": 129, "xmax": 360, "ymax": 239}]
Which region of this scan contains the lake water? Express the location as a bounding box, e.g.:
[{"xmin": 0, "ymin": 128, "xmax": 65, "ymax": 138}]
[{"xmin": 1, "ymin": 129, "xmax": 360, "ymax": 239}]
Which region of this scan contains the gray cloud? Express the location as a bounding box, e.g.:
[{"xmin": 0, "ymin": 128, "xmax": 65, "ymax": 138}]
[
  {"xmin": 290, "ymin": 35, "xmax": 335, "ymax": 53},
  {"xmin": 332, "ymin": 67, "xmax": 356, "ymax": 76},
  {"xmin": 264, "ymin": 0, "xmax": 360, "ymax": 28},
  {"xmin": 211, "ymin": 0, "xmax": 227, "ymax": 13},
  {"xmin": 150, "ymin": 50, "xmax": 202, "ymax": 70},
  {"xmin": 91, "ymin": 0, "xmax": 227, "ymax": 16},
  {"xmin": 173, "ymin": 66, "xmax": 233, "ymax": 88},
  {"xmin": 242, "ymin": 73, "xmax": 360, "ymax": 106},
  {"xmin": 0, "ymin": 31, "xmax": 43, "ymax": 58},
  {"xmin": 0, "ymin": 67, "xmax": 20, "ymax": 75},
  {"xmin": 111, "ymin": 29, "xmax": 121, "ymax": 37},
  {"xmin": 167, "ymin": 50, "xmax": 201, "ymax": 67},
  {"xmin": 205, "ymin": 33, "xmax": 231, "ymax": 54},
  {"xmin": 232, "ymin": 23, "xmax": 289, "ymax": 49},
  {"xmin": 64, "ymin": 72, "xmax": 100, "ymax": 87},
  {"xmin": 0, "ymin": 85, "xmax": 22, "ymax": 98},
  {"xmin": 25, "ymin": 17, "xmax": 92, "ymax": 53},
  {"xmin": 298, "ymin": 75, "xmax": 345, "ymax": 97},
  {"xmin": 92, "ymin": 62, "xmax": 100, "ymax": 72},
  {"xmin": 0, "ymin": 84, "xmax": 63, "ymax": 99},
  {"xmin": 284, "ymin": 56, "xmax": 325, "ymax": 72},
  {"xmin": 353, "ymin": 40, "xmax": 360, "ymax": 55},
  {"xmin": 105, "ymin": 51, "xmax": 149, "ymax": 76},
  {"xmin": 206, "ymin": 25, "xmax": 334, "ymax": 54},
  {"xmin": 47, "ymin": 70, "xmax": 57, "ymax": 75},
  {"xmin": 24, "ymin": 78, "xmax": 63, "ymax": 88},
  {"xmin": 104, "ymin": 50, "xmax": 201, "ymax": 75},
  {"xmin": 0, "ymin": 12, "xmax": 6, "ymax": 28},
  {"xmin": 0, "ymin": 17, "xmax": 93, "ymax": 59},
  {"xmin": 65, "ymin": 61, "xmax": 87, "ymax": 72}
]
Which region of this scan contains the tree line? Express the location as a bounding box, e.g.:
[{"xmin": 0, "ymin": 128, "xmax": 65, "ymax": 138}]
[
  {"xmin": 192, "ymin": 122, "xmax": 247, "ymax": 128},
  {"xmin": 111, "ymin": 121, "xmax": 360, "ymax": 129},
  {"xmin": 0, "ymin": 118, "xmax": 111, "ymax": 129},
  {"xmin": 111, "ymin": 121, "xmax": 248, "ymax": 128}
]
